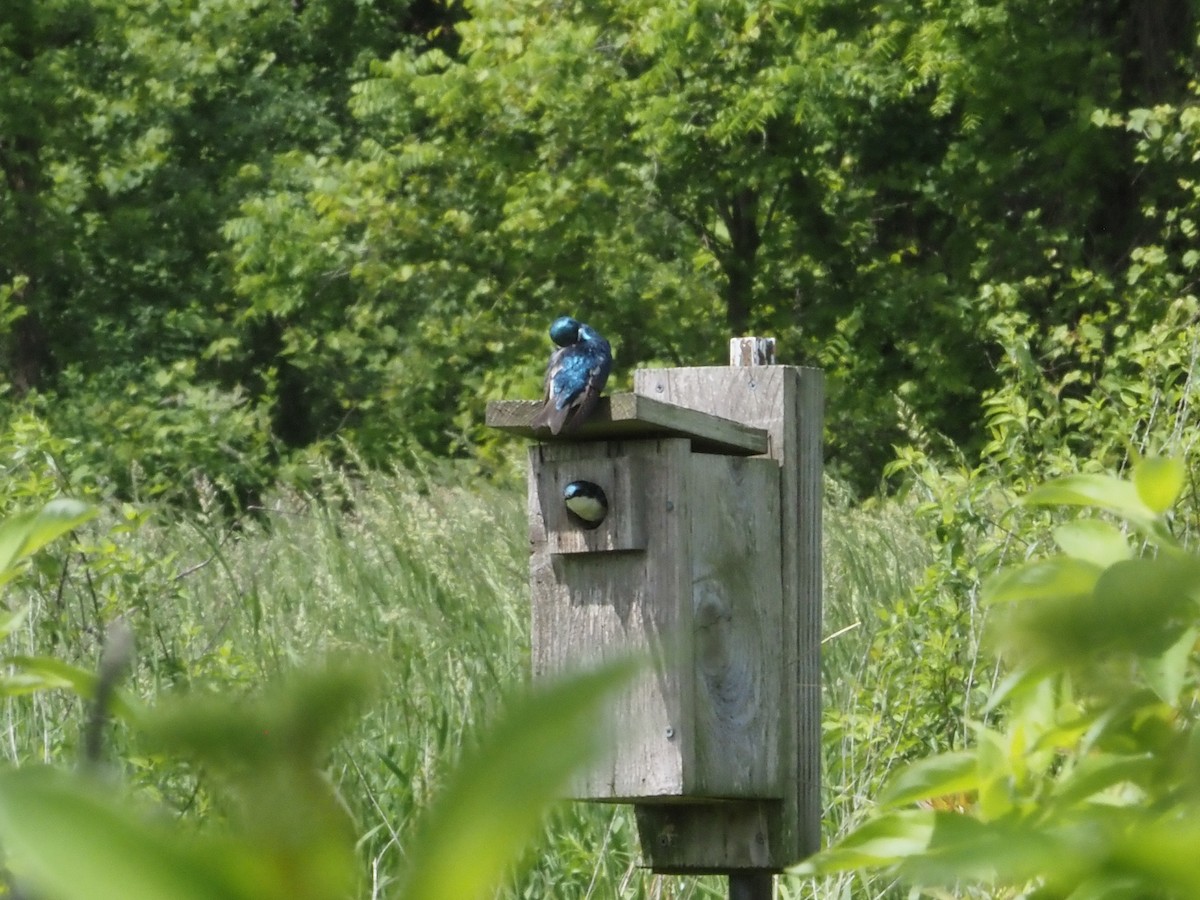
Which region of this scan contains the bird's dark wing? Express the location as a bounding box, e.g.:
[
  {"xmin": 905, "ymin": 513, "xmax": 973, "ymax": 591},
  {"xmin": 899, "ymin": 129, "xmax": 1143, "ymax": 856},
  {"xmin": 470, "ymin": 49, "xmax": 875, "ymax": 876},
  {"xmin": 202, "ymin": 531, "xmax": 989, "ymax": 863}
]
[
  {"xmin": 540, "ymin": 345, "xmax": 569, "ymax": 403},
  {"xmin": 559, "ymin": 364, "xmax": 606, "ymax": 432},
  {"xmin": 559, "ymin": 341, "xmax": 612, "ymax": 434},
  {"xmin": 531, "ymin": 348, "xmax": 587, "ymax": 434}
]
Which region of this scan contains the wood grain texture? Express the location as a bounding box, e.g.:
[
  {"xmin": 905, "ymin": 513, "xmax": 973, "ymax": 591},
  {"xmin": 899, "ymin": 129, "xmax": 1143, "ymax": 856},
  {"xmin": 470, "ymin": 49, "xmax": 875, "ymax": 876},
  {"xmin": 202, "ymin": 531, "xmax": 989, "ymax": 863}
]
[
  {"xmin": 688, "ymin": 454, "xmax": 781, "ymax": 798},
  {"xmin": 532, "ymin": 444, "xmax": 646, "ymax": 554},
  {"xmin": 529, "ymin": 439, "xmax": 694, "ymax": 801},
  {"xmin": 634, "ymin": 802, "xmax": 777, "ymax": 872},
  {"xmin": 632, "ymin": 365, "xmax": 824, "ymax": 871},
  {"xmin": 487, "ymin": 393, "xmax": 768, "ymax": 455},
  {"xmin": 528, "ymin": 440, "xmax": 783, "ymax": 803}
]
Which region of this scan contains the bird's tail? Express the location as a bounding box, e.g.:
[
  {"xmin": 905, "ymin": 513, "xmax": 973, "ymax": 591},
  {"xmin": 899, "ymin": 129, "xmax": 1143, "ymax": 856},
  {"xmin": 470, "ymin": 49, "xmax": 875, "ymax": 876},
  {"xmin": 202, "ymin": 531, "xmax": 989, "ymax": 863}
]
[
  {"xmin": 561, "ymin": 389, "xmax": 602, "ymax": 433},
  {"xmin": 530, "ymin": 399, "xmax": 573, "ymax": 435}
]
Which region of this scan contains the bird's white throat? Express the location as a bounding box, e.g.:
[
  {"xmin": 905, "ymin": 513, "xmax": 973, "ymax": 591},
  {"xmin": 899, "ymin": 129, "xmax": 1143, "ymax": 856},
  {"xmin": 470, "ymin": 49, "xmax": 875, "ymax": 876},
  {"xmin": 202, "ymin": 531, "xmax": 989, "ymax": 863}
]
[{"xmin": 565, "ymin": 495, "xmax": 606, "ymax": 523}]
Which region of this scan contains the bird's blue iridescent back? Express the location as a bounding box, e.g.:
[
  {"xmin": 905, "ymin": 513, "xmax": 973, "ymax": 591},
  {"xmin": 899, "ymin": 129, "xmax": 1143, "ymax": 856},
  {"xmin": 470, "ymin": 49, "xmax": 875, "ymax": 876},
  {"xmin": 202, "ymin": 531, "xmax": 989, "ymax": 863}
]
[
  {"xmin": 531, "ymin": 317, "xmax": 613, "ymax": 434},
  {"xmin": 550, "ymin": 348, "xmax": 605, "ymax": 410}
]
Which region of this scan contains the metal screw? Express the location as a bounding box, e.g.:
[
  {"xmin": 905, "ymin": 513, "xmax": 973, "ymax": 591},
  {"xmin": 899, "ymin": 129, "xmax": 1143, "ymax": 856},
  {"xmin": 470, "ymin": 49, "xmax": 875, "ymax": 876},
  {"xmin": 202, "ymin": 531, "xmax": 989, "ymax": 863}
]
[{"xmin": 665, "ymin": 726, "xmax": 675, "ymax": 740}]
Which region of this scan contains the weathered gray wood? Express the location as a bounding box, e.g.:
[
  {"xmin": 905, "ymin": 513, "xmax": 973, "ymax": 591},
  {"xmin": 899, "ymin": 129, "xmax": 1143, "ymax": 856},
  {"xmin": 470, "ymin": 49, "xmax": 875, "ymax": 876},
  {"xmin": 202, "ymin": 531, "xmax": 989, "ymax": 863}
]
[
  {"xmin": 634, "ymin": 803, "xmax": 776, "ymax": 872},
  {"xmin": 530, "ymin": 439, "xmax": 694, "ymax": 800},
  {"xmin": 533, "ymin": 446, "xmax": 646, "ymax": 554},
  {"xmin": 512, "ymin": 344, "xmax": 823, "ymax": 879},
  {"xmin": 632, "ymin": 364, "xmax": 824, "ymax": 871},
  {"xmin": 688, "ymin": 454, "xmax": 781, "ymax": 798},
  {"xmin": 729, "ymin": 337, "xmax": 776, "ymax": 366},
  {"xmin": 528, "ymin": 440, "xmax": 783, "ymax": 802},
  {"xmin": 487, "ymin": 393, "xmax": 768, "ymax": 456},
  {"xmin": 730, "ymin": 872, "xmax": 775, "ymax": 900}
]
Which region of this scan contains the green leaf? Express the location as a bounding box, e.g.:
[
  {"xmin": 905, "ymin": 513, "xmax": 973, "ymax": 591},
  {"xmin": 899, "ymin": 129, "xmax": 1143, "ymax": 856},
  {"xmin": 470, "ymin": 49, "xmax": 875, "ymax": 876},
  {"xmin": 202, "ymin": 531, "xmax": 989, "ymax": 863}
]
[
  {"xmin": 899, "ymin": 815, "xmax": 1069, "ymax": 886},
  {"xmin": 973, "ymin": 726, "xmax": 1016, "ymax": 820},
  {"xmin": 0, "ymin": 767, "xmax": 250, "ymax": 900},
  {"xmin": 12, "ymin": 499, "xmax": 96, "ymax": 557},
  {"xmin": 1133, "ymin": 457, "xmax": 1186, "ymax": 514},
  {"xmin": 0, "ymin": 499, "xmax": 96, "ymax": 586},
  {"xmin": 789, "ymin": 809, "xmax": 936, "ymax": 875},
  {"xmin": 139, "ymin": 663, "xmax": 371, "ymax": 900},
  {"xmin": 1024, "ymin": 475, "xmax": 1159, "ymax": 533},
  {"xmin": 1091, "ymin": 557, "xmax": 1200, "ymax": 655},
  {"xmin": 6, "ymin": 656, "xmax": 142, "ymax": 722},
  {"xmin": 1052, "ymin": 520, "xmax": 1131, "ymax": 567},
  {"xmin": 399, "ymin": 658, "xmax": 639, "ymax": 900},
  {"xmin": 993, "ymin": 555, "xmax": 1200, "ymax": 668},
  {"xmin": 143, "ymin": 661, "xmax": 374, "ymax": 769},
  {"xmin": 1104, "ymin": 818, "xmax": 1200, "ymax": 896},
  {"xmin": 1139, "ymin": 625, "xmax": 1198, "ymax": 704},
  {"xmin": 984, "ymin": 557, "xmax": 1102, "ymax": 606},
  {"xmin": 0, "ymin": 604, "xmax": 29, "ymax": 640},
  {"xmin": 877, "ymin": 752, "xmax": 978, "ymax": 810},
  {"xmin": 1049, "ymin": 753, "xmax": 1155, "ymax": 808}
]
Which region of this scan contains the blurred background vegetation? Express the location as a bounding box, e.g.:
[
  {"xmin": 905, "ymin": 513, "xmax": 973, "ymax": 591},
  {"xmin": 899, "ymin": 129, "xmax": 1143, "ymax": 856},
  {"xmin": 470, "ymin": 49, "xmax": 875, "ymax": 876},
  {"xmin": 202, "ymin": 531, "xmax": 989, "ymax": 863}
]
[
  {"xmin": 2, "ymin": 0, "xmax": 1196, "ymax": 499},
  {"xmin": 2, "ymin": 0, "xmax": 1200, "ymax": 897}
]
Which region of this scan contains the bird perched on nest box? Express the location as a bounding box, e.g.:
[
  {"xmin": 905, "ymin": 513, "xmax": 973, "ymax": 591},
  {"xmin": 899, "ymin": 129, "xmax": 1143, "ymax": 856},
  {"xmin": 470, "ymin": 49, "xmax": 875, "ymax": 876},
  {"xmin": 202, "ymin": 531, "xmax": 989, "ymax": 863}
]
[{"xmin": 531, "ymin": 316, "xmax": 613, "ymax": 435}]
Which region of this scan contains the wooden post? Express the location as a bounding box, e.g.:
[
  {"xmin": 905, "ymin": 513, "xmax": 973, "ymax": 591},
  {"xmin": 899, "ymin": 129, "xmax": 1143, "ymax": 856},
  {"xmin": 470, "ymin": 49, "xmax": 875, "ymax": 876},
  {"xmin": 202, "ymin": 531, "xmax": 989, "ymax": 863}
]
[
  {"xmin": 730, "ymin": 871, "xmax": 775, "ymax": 900},
  {"xmin": 728, "ymin": 337, "xmax": 784, "ymax": 900}
]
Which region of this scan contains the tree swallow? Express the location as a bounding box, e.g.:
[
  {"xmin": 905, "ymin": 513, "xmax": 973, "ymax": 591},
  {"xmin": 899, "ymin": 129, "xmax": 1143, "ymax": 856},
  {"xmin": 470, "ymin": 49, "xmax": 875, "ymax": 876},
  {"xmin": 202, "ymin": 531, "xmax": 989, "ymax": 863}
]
[
  {"xmin": 563, "ymin": 480, "xmax": 608, "ymax": 526},
  {"xmin": 531, "ymin": 316, "xmax": 613, "ymax": 435}
]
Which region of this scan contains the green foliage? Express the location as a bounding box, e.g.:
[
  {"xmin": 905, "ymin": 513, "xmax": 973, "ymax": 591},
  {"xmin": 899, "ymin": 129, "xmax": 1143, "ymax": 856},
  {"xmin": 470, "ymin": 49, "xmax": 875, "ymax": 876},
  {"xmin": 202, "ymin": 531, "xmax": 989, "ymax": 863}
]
[
  {"xmin": 0, "ymin": 497, "xmax": 114, "ymax": 737},
  {"xmin": 0, "ymin": 0, "xmax": 1196, "ymax": 493},
  {"xmin": 399, "ymin": 660, "xmax": 639, "ymax": 900},
  {"xmin": 0, "ymin": 498, "xmax": 95, "ymax": 585},
  {"xmin": 0, "ymin": 766, "xmax": 249, "ymax": 900},
  {"xmin": 44, "ymin": 361, "xmax": 277, "ymax": 505},
  {"xmin": 211, "ymin": 0, "xmax": 1198, "ymax": 489},
  {"xmin": 3, "ymin": 660, "xmax": 638, "ymax": 900},
  {"xmin": 0, "ymin": 666, "xmax": 368, "ymax": 900},
  {"xmin": 0, "ymin": 478, "xmax": 647, "ymax": 900},
  {"xmin": 0, "ymin": 457, "xmax": 942, "ymax": 899},
  {"xmin": 0, "ymin": 0, "xmax": 461, "ymax": 496},
  {"xmin": 797, "ymin": 458, "xmax": 1200, "ymax": 896},
  {"xmin": 0, "ymin": 406, "xmax": 79, "ymax": 507}
]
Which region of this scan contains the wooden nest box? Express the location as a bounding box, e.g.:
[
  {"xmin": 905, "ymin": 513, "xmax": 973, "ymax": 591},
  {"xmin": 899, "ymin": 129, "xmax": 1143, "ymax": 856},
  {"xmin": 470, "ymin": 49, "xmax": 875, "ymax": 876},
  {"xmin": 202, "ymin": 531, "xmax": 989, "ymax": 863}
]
[{"xmin": 486, "ymin": 343, "xmax": 823, "ymax": 875}]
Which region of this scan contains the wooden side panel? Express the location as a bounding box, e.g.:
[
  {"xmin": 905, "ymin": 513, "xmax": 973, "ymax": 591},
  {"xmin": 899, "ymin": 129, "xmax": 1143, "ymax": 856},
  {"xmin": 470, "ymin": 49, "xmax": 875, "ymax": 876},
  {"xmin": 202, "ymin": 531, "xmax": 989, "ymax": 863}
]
[
  {"xmin": 529, "ymin": 439, "xmax": 695, "ymax": 801},
  {"xmin": 633, "ymin": 366, "xmax": 824, "ymax": 870},
  {"xmin": 687, "ymin": 454, "xmax": 782, "ymax": 798}
]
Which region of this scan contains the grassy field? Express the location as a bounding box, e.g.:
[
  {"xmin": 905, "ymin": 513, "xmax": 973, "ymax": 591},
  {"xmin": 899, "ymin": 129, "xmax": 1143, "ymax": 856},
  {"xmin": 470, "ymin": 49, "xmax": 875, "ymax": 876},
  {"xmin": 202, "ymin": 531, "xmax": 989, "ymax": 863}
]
[{"xmin": 2, "ymin": 460, "xmax": 945, "ymax": 898}]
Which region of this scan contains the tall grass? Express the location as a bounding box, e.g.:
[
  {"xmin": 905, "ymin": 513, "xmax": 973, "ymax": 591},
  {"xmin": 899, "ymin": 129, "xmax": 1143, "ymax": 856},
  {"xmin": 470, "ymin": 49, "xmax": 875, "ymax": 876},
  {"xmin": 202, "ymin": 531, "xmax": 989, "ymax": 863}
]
[{"xmin": 2, "ymin": 461, "xmax": 938, "ymax": 898}]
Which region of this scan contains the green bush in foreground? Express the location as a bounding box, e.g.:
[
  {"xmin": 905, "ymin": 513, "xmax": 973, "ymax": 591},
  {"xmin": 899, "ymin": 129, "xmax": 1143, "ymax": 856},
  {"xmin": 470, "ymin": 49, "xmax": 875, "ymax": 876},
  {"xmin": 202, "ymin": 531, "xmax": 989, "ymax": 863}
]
[
  {"xmin": 798, "ymin": 456, "xmax": 1200, "ymax": 897},
  {"xmin": 0, "ymin": 494, "xmax": 639, "ymax": 900}
]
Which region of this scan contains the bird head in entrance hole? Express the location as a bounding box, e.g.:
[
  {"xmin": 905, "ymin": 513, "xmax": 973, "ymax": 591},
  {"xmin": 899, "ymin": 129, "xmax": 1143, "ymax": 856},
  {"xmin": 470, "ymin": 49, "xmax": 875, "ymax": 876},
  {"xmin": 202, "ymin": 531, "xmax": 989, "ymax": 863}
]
[{"xmin": 563, "ymin": 480, "xmax": 608, "ymax": 528}]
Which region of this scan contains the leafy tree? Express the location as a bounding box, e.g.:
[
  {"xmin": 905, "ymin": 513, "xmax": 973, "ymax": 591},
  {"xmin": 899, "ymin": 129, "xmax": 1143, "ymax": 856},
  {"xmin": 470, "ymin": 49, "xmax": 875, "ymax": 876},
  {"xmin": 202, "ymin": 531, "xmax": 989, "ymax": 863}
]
[
  {"xmin": 1, "ymin": 0, "xmax": 461, "ymax": 500},
  {"xmin": 224, "ymin": 0, "xmax": 1198, "ymax": 484},
  {"xmin": 3, "ymin": 0, "xmax": 1198, "ymax": 492}
]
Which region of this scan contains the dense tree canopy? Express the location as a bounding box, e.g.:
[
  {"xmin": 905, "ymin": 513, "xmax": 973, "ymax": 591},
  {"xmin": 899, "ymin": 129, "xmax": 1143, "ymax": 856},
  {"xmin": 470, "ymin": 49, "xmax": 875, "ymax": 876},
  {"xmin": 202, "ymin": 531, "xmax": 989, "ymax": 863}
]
[{"xmin": 1, "ymin": 0, "xmax": 1196, "ymax": 497}]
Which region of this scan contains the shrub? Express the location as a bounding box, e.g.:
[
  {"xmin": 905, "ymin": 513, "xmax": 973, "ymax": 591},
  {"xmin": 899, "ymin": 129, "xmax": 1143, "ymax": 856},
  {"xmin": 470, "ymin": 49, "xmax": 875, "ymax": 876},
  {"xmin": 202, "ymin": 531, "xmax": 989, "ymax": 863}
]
[{"xmin": 797, "ymin": 457, "xmax": 1200, "ymax": 897}]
